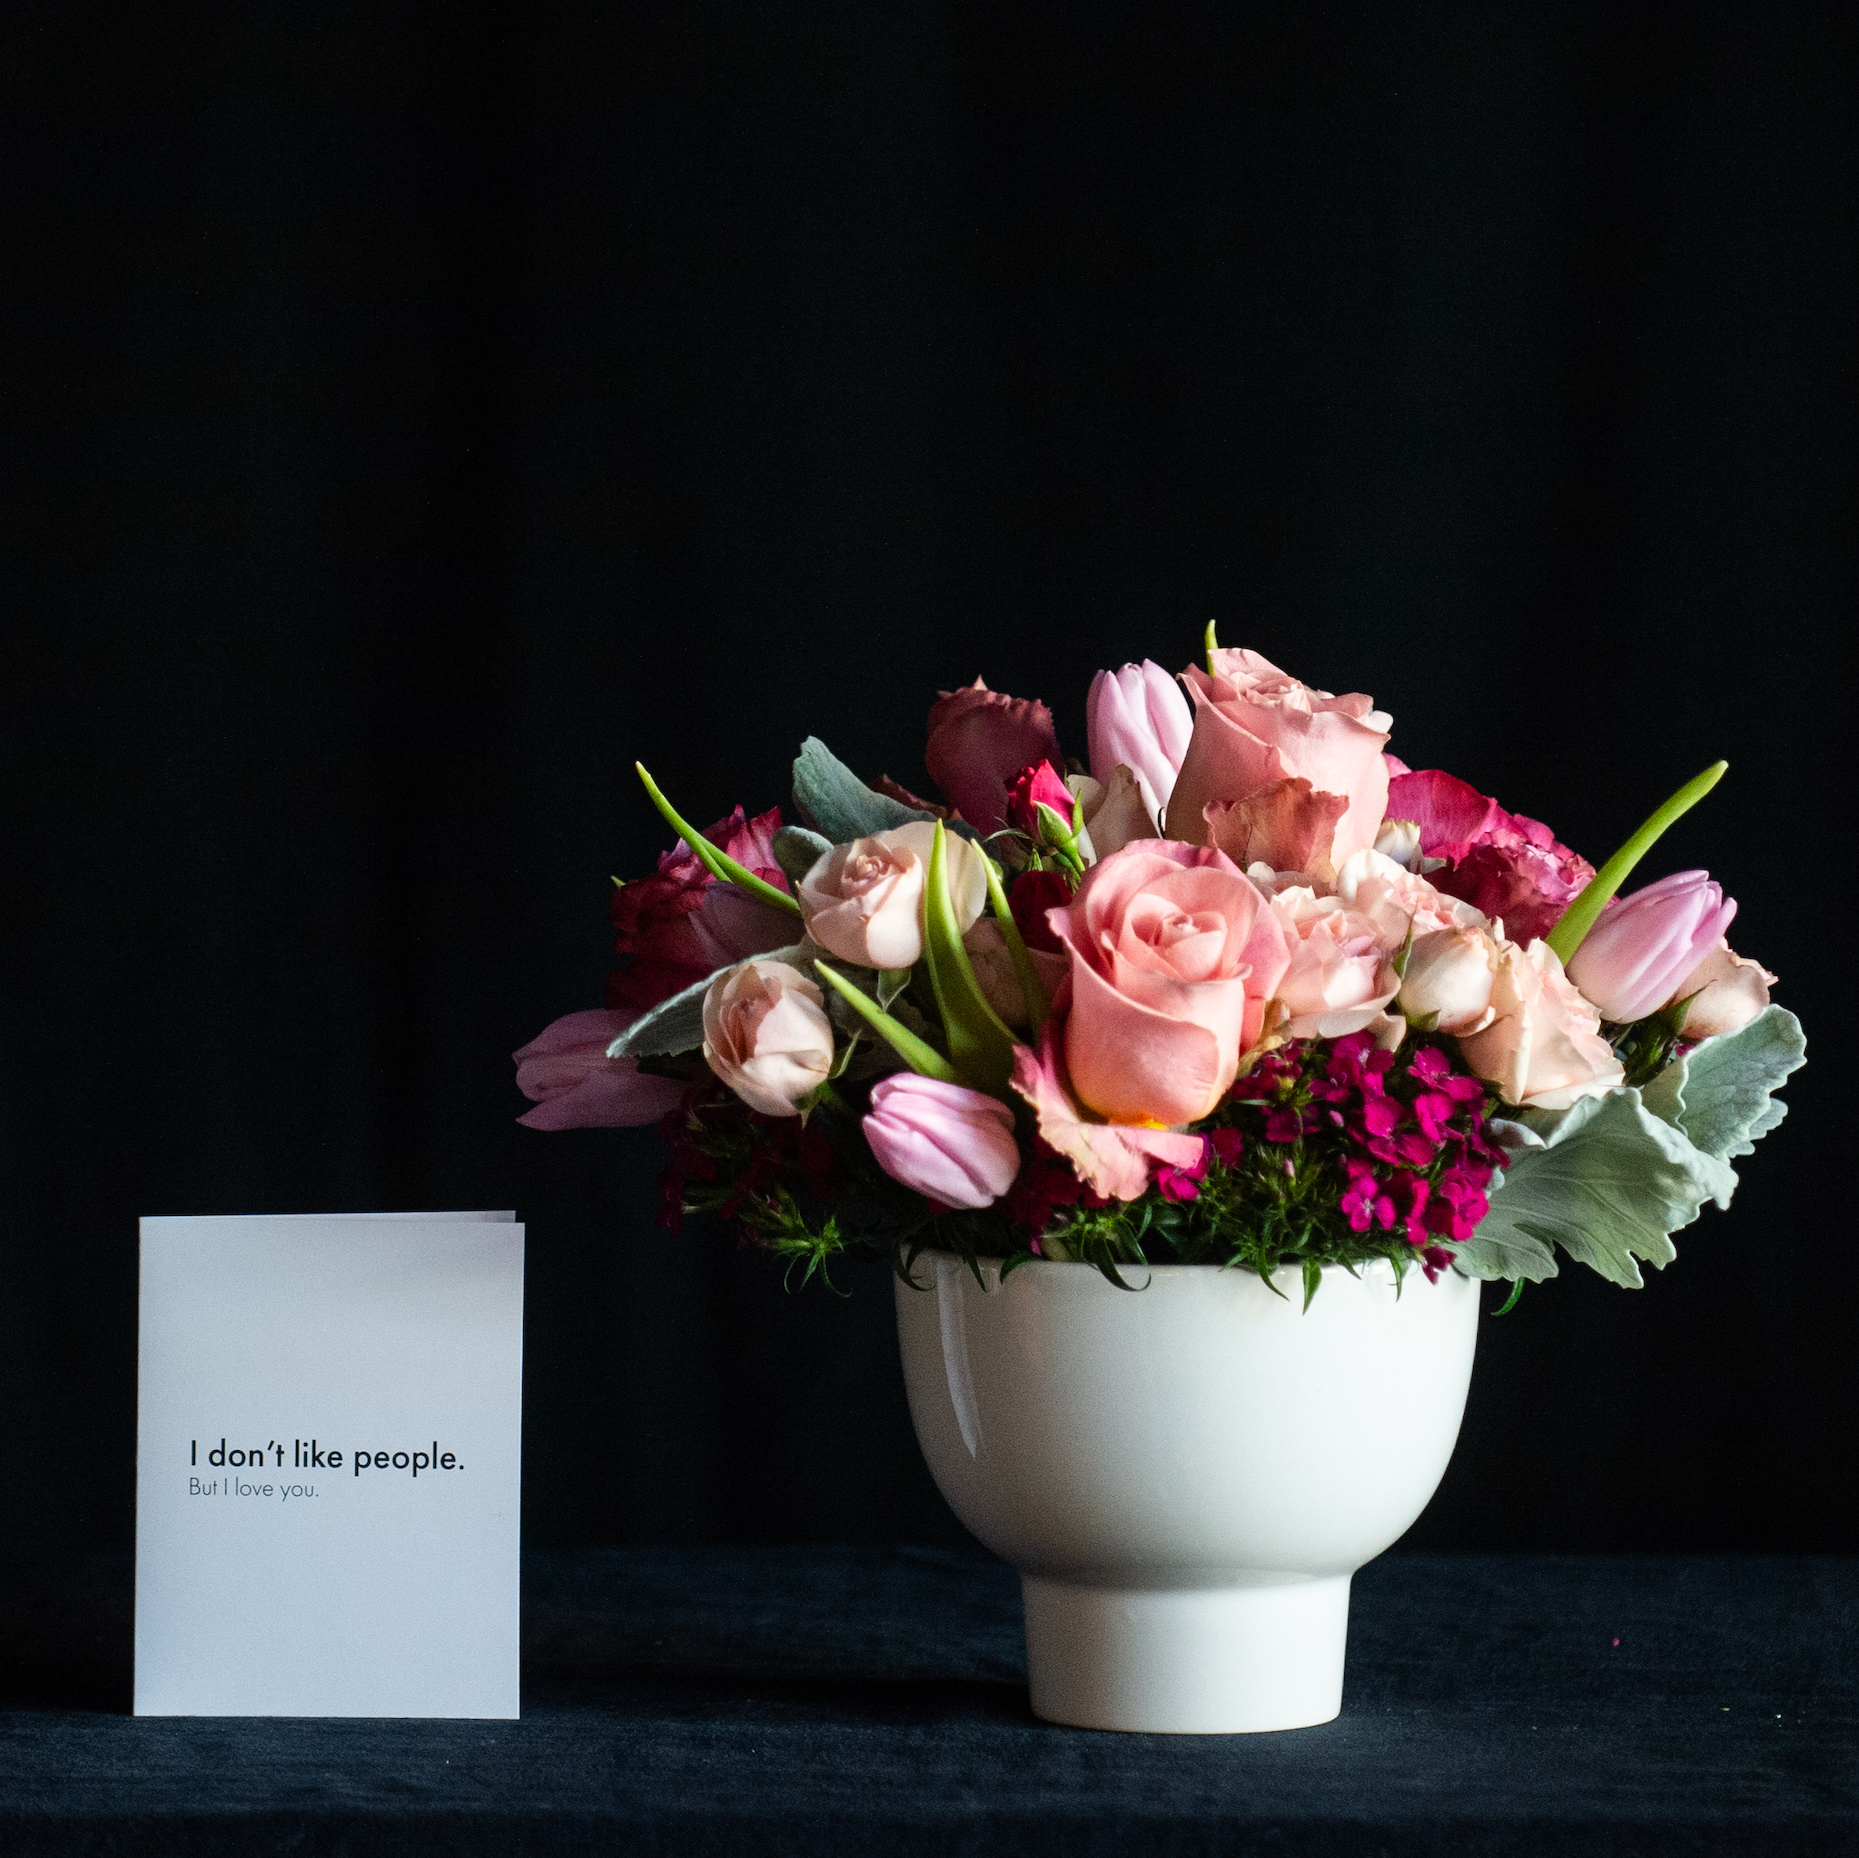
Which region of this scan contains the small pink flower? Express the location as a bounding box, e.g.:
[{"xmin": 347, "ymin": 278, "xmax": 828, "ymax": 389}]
[
  {"xmin": 1670, "ymin": 940, "xmax": 1777, "ymax": 1040},
  {"xmin": 700, "ymin": 960, "xmax": 835, "ymax": 1117},
  {"xmin": 1566, "ymin": 871, "xmax": 1737, "ymax": 1024},
  {"xmin": 862, "ymin": 1074, "xmax": 1021, "ymax": 1210},
  {"xmin": 1006, "ymin": 759, "xmax": 1077, "ymax": 840}
]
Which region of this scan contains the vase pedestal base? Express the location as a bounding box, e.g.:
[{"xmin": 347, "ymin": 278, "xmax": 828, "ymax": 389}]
[{"xmin": 1021, "ymin": 1573, "xmax": 1351, "ymax": 1734}]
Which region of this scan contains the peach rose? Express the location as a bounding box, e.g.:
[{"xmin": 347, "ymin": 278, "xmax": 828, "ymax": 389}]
[
  {"xmin": 1266, "ymin": 886, "xmax": 1399, "ymax": 1038},
  {"xmin": 1456, "ymin": 939, "xmax": 1624, "ymax": 1111},
  {"xmin": 797, "ymin": 822, "xmax": 988, "ymax": 970},
  {"xmin": 1333, "ymin": 849, "xmax": 1491, "ymax": 944},
  {"xmin": 701, "ymin": 959, "xmax": 835, "ymax": 1116},
  {"xmin": 1396, "ymin": 925, "xmax": 1500, "ymax": 1035},
  {"xmin": 1047, "ymin": 839, "xmax": 1290, "ymax": 1125},
  {"xmin": 1165, "ymin": 647, "xmax": 1392, "ymax": 870},
  {"xmin": 1671, "ymin": 940, "xmax": 1777, "ymax": 1041}
]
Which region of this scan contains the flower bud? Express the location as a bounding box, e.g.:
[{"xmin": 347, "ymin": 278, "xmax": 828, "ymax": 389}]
[
  {"xmin": 1398, "ymin": 925, "xmax": 1500, "ymax": 1034},
  {"xmin": 1086, "ymin": 660, "xmax": 1193, "ymax": 824},
  {"xmin": 701, "ymin": 959, "xmax": 835, "ymax": 1117},
  {"xmin": 1669, "ymin": 939, "xmax": 1776, "ymax": 1040},
  {"xmin": 1006, "ymin": 760, "xmax": 1078, "ymax": 849},
  {"xmin": 862, "ymin": 1074, "xmax": 1021, "ymax": 1209},
  {"xmin": 1566, "ymin": 870, "xmax": 1736, "ymax": 1024}
]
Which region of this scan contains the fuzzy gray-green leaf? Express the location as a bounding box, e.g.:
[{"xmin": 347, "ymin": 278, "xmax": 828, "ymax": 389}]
[
  {"xmin": 771, "ymin": 825, "xmax": 833, "ymax": 887},
  {"xmin": 791, "ymin": 738, "xmax": 934, "ymax": 842},
  {"xmin": 1640, "ymin": 1004, "xmax": 1805, "ymax": 1183},
  {"xmin": 1466, "ymin": 1087, "xmax": 1737, "ymax": 1289}
]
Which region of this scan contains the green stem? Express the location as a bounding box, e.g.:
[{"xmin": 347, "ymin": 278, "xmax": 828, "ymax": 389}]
[
  {"xmin": 1543, "ymin": 761, "xmax": 1727, "ymax": 967},
  {"xmin": 1204, "ymin": 618, "xmax": 1219, "ymax": 675},
  {"xmin": 983, "ymin": 857, "xmax": 1048, "ymax": 1036},
  {"xmin": 634, "ymin": 762, "xmax": 801, "ymax": 916},
  {"xmin": 811, "ymin": 962, "xmax": 960, "ymax": 1082}
]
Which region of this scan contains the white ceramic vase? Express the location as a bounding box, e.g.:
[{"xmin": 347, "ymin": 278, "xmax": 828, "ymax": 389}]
[{"xmin": 894, "ymin": 1252, "xmax": 1479, "ymax": 1733}]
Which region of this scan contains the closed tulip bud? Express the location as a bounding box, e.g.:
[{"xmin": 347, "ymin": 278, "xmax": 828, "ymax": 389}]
[
  {"xmin": 1086, "ymin": 661, "xmax": 1193, "ymax": 826},
  {"xmin": 862, "ymin": 1074, "xmax": 1021, "ymax": 1210},
  {"xmin": 1566, "ymin": 870, "xmax": 1737, "ymax": 1025}
]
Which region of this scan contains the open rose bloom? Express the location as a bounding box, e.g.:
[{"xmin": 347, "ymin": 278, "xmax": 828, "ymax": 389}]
[{"xmin": 518, "ymin": 635, "xmax": 1802, "ymax": 1302}]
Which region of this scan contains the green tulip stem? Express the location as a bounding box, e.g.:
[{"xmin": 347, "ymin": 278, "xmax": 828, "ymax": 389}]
[
  {"xmin": 634, "ymin": 762, "xmax": 801, "ymax": 916},
  {"xmin": 1544, "ymin": 761, "xmax": 1729, "ymax": 967},
  {"xmin": 1204, "ymin": 618, "xmax": 1219, "ymax": 675},
  {"xmin": 811, "ymin": 962, "xmax": 959, "ymax": 1083},
  {"xmin": 983, "ymin": 857, "xmax": 1048, "ymax": 1037}
]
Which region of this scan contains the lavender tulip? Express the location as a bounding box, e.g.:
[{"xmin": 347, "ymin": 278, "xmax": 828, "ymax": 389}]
[
  {"xmin": 862, "ymin": 1074, "xmax": 1021, "ymax": 1210},
  {"xmin": 1086, "ymin": 661, "xmax": 1192, "ymax": 829},
  {"xmin": 1566, "ymin": 870, "xmax": 1737, "ymax": 1024}
]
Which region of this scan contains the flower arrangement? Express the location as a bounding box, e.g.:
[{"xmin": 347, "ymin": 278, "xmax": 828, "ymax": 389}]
[{"xmin": 516, "ymin": 632, "xmax": 1804, "ymax": 1305}]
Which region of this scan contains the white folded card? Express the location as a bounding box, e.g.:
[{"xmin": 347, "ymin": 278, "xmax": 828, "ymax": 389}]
[{"xmin": 135, "ymin": 1212, "xmax": 524, "ymax": 1718}]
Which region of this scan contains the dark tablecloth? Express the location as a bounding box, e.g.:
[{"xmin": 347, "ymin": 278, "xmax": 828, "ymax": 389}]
[{"xmin": 1, "ymin": 1547, "xmax": 1853, "ymax": 1856}]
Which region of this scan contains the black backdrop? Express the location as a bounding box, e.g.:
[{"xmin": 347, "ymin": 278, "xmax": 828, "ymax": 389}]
[{"xmin": 1, "ymin": 4, "xmax": 1849, "ymax": 1560}]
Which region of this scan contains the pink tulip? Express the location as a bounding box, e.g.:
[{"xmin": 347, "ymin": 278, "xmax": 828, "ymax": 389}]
[
  {"xmin": 513, "ymin": 1009, "xmax": 686, "ymax": 1129},
  {"xmin": 1566, "ymin": 871, "xmax": 1737, "ymax": 1025},
  {"xmin": 1086, "ymin": 661, "xmax": 1192, "ymax": 826},
  {"xmin": 862, "ymin": 1074, "xmax": 1021, "ymax": 1209}
]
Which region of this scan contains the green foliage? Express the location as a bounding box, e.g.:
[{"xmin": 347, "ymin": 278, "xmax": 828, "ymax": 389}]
[
  {"xmin": 634, "ymin": 762, "xmax": 801, "ymax": 915},
  {"xmin": 791, "ymin": 737, "xmax": 934, "ymax": 841},
  {"xmin": 1641, "ymin": 1005, "xmax": 1805, "ymax": 1173},
  {"xmin": 1037, "ymin": 1134, "xmax": 1431, "ymax": 1294},
  {"xmin": 921, "ymin": 821, "xmax": 1018, "ymax": 1096},
  {"xmin": 1458, "ymin": 1090, "xmax": 1737, "ymax": 1288}
]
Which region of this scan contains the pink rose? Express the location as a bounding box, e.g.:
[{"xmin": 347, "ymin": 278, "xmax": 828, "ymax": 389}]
[
  {"xmin": 1566, "ymin": 870, "xmax": 1736, "ymax": 1024},
  {"xmin": 1047, "ymin": 839, "xmax": 1290, "ymax": 1125},
  {"xmin": 1396, "ymin": 925, "xmax": 1501, "ymax": 1035},
  {"xmin": 1086, "ymin": 660, "xmax": 1193, "ymax": 826},
  {"xmin": 608, "ymin": 805, "xmax": 796, "ymax": 1014},
  {"xmin": 701, "ymin": 959, "xmax": 835, "ymax": 1117},
  {"xmin": 513, "ymin": 1008, "xmax": 686, "ymax": 1129},
  {"xmin": 1384, "ymin": 770, "xmax": 1595, "ymax": 946},
  {"xmin": 1266, "ymin": 886, "xmax": 1399, "ymax": 1038},
  {"xmin": 862, "ymin": 1073, "xmax": 1021, "ymax": 1209},
  {"xmin": 924, "ymin": 678, "xmax": 1063, "ymax": 834},
  {"xmin": 797, "ymin": 822, "xmax": 989, "ymax": 970},
  {"xmin": 1670, "ymin": 940, "xmax": 1777, "ymax": 1041},
  {"xmin": 1010, "ymin": 1017, "xmax": 1208, "ymax": 1201},
  {"xmin": 1165, "ymin": 647, "xmax": 1392, "ymax": 870},
  {"xmin": 1456, "ymin": 939, "xmax": 1625, "ymax": 1110}
]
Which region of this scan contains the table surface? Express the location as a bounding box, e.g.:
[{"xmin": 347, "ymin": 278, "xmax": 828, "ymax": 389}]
[{"xmin": 1, "ymin": 1547, "xmax": 1854, "ymax": 1857}]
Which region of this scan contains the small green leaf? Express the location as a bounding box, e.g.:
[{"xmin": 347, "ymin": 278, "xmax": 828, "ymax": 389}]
[
  {"xmin": 1492, "ymin": 1278, "xmax": 1526, "ymax": 1316},
  {"xmin": 1301, "ymin": 1256, "xmax": 1322, "ymax": 1311},
  {"xmin": 1545, "ymin": 761, "xmax": 1727, "ymax": 965},
  {"xmin": 811, "ymin": 961, "xmax": 960, "ymax": 1083},
  {"xmin": 635, "ymin": 763, "xmax": 802, "ymax": 916},
  {"xmin": 607, "ymin": 968, "xmax": 726, "ymax": 1058},
  {"xmin": 922, "ymin": 821, "xmax": 1020, "ymax": 1097}
]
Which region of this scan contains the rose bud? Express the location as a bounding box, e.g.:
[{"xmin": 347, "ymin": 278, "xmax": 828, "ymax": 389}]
[
  {"xmin": 1397, "ymin": 925, "xmax": 1500, "ymax": 1034},
  {"xmin": 701, "ymin": 959, "xmax": 835, "ymax": 1117},
  {"xmin": 1566, "ymin": 870, "xmax": 1736, "ymax": 1024},
  {"xmin": 1086, "ymin": 660, "xmax": 1193, "ymax": 826},
  {"xmin": 1669, "ymin": 939, "xmax": 1777, "ymax": 1040},
  {"xmin": 862, "ymin": 1073, "xmax": 1021, "ymax": 1210},
  {"xmin": 797, "ymin": 822, "xmax": 989, "ymax": 970},
  {"xmin": 1006, "ymin": 759, "xmax": 1079, "ymax": 846}
]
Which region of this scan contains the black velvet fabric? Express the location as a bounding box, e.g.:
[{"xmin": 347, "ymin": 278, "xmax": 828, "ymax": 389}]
[{"xmin": 2, "ymin": 1549, "xmax": 1853, "ymax": 1855}]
